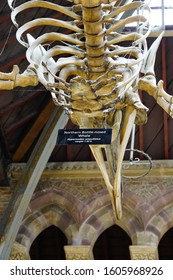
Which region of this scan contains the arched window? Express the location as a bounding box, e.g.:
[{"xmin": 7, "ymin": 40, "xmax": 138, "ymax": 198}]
[
  {"xmin": 158, "ymin": 227, "xmax": 173, "ymax": 260},
  {"xmin": 30, "ymin": 225, "xmax": 67, "ymax": 260},
  {"xmin": 93, "ymin": 224, "xmax": 132, "ymax": 260}
]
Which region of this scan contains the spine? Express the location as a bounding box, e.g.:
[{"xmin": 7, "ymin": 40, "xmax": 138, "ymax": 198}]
[{"xmin": 82, "ymin": 2, "xmax": 107, "ymax": 73}]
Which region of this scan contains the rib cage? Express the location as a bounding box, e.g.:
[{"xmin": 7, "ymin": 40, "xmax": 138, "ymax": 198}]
[{"xmin": 7, "ymin": 0, "xmax": 151, "ymax": 118}]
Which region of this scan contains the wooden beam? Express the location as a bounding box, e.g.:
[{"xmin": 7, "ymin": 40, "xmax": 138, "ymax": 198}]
[
  {"xmin": 5, "ymin": 112, "xmax": 37, "ymax": 135},
  {"xmin": 0, "ymin": 13, "xmax": 10, "ymax": 24},
  {"xmin": 0, "ymin": 54, "xmax": 26, "ymax": 72},
  {"xmin": 12, "ymin": 99, "xmax": 55, "ymax": 162},
  {"xmin": 0, "ymin": 107, "xmax": 68, "ymax": 259},
  {"xmin": 0, "ymin": 90, "xmax": 41, "ymax": 116}
]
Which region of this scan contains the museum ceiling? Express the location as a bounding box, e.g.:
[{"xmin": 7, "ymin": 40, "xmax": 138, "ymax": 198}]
[{"xmin": 0, "ymin": 0, "xmax": 173, "ymax": 185}]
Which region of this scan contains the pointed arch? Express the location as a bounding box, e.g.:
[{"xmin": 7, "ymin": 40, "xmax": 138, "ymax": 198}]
[{"xmin": 30, "ymin": 225, "xmax": 67, "ymax": 260}]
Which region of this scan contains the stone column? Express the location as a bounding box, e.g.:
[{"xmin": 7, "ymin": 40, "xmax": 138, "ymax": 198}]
[
  {"xmin": 129, "ymin": 245, "xmax": 159, "ymax": 260},
  {"xmin": 9, "ymin": 242, "xmax": 30, "ymax": 260},
  {"xmin": 64, "ymin": 245, "xmax": 94, "ymax": 260}
]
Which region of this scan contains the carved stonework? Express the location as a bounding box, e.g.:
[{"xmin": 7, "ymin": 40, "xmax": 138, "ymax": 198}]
[
  {"xmin": 129, "ymin": 246, "xmax": 158, "ymax": 260},
  {"xmin": 127, "ymin": 183, "xmax": 161, "ymax": 200},
  {"xmin": 126, "ymin": 177, "xmax": 173, "ymax": 200},
  {"xmin": 9, "ymin": 242, "xmax": 30, "ymax": 260},
  {"xmin": 37, "ymin": 179, "xmax": 104, "ymax": 201},
  {"xmin": 64, "ymin": 245, "xmax": 94, "ymax": 260}
]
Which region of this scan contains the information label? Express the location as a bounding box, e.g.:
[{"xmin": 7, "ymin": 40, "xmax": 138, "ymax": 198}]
[{"xmin": 57, "ymin": 129, "xmax": 112, "ymax": 145}]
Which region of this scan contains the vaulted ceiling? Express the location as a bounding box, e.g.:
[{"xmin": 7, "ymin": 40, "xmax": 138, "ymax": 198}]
[{"xmin": 0, "ymin": 0, "xmax": 173, "ymax": 186}]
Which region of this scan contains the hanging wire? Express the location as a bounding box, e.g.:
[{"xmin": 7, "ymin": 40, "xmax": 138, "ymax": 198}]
[
  {"xmin": 0, "ymin": 0, "xmax": 20, "ymax": 58},
  {"xmin": 0, "ymin": 25, "xmax": 14, "ymax": 58}
]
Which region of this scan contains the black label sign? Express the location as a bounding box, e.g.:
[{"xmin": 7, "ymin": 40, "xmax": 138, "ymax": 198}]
[{"xmin": 57, "ymin": 129, "xmax": 112, "ymax": 145}]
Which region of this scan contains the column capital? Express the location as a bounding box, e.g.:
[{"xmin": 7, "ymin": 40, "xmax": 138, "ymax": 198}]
[
  {"xmin": 129, "ymin": 245, "xmax": 158, "ymax": 260},
  {"xmin": 9, "ymin": 242, "xmax": 30, "ymax": 260},
  {"xmin": 64, "ymin": 245, "xmax": 94, "ymax": 260}
]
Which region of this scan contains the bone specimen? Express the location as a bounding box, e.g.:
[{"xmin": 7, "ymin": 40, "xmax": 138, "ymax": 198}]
[{"xmin": 0, "ymin": 0, "xmax": 172, "ymax": 219}]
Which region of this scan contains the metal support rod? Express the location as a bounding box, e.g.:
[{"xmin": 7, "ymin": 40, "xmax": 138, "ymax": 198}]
[
  {"xmin": 129, "ymin": 124, "xmax": 136, "ymax": 161},
  {"xmin": 161, "ymin": 37, "xmax": 169, "ymax": 159},
  {"xmin": 161, "ymin": 0, "xmax": 165, "ymax": 30}
]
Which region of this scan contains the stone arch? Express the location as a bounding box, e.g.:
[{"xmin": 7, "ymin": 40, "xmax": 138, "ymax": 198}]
[
  {"xmin": 16, "ymin": 205, "xmax": 78, "ymax": 251},
  {"xmin": 145, "ymin": 204, "xmax": 173, "ymax": 246},
  {"xmin": 16, "ymin": 188, "xmax": 79, "ymax": 253},
  {"xmin": 29, "ymin": 187, "xmax": 80, "ymax": 222},
  {"xmin": 76, "ymin": 203, "xmax": 143, "ymax": 247},
  {"xmin": 19, "ymin": 205, "xmax": 77, "ymax": 245}
]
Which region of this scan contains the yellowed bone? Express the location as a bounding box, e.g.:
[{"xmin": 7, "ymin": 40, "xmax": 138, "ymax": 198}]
[{"xmin": 113, "ymin": 106, "xmax": 136, "ymax": 219}]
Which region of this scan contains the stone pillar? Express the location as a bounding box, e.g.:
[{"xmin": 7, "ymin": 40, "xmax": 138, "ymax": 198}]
[
  {"xmin": 129, "ymin": 245, "xmax": 159, "ymax": 260},
  {"xmin": 64, "ymin": 245, "xmax": 94, "ymax": 260},
  {"xmin": 9, "ymin": 242, "xmax": 30, "ymax": 260}
]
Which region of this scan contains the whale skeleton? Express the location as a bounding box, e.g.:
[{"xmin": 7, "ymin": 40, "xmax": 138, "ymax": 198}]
[{"xmin": 0, "ymin": 0, "xmax": 172, "ymax": 219}]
